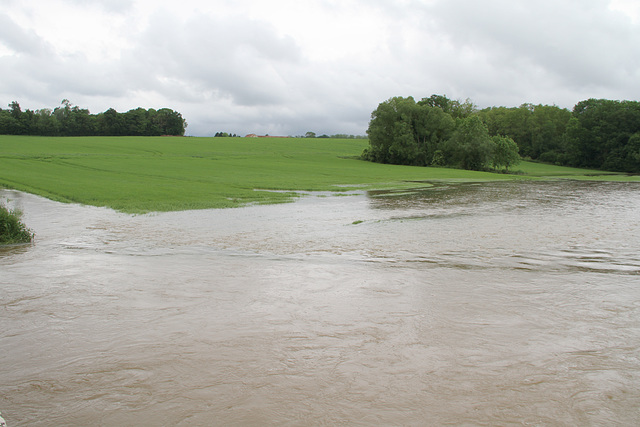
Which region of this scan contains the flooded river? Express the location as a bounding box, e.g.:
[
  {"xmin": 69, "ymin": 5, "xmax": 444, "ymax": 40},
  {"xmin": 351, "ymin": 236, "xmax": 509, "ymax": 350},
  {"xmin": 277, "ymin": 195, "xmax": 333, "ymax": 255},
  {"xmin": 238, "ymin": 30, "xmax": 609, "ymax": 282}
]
[{"xmin": 1, "ymin": 181, "xmax": 640, "ymax": 426}]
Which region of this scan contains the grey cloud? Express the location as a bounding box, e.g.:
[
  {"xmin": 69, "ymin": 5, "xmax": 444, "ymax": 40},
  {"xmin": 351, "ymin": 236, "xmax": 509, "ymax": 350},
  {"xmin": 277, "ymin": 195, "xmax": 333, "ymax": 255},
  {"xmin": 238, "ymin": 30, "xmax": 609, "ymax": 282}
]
[
  {"xmin": 423, "ymin": 0, "xmax": 640, "ymax": 105},
  {"xmin": 0, "ymin": 41, "xmax": 127, "ymax": 111},
  {"xmin": 0, "ymin": 13, "xmax": 52, "ymax": 56},
  {"xmin": 2, "ymin": 0, "xmax": 639, "ymax": 136},
  {"xmin": 122, "ymin": 10, "xmax": 302, "ymax": 106},
  {"xmin": 68, "ymin": 0, "xmax": 135, "ymax": 13}
]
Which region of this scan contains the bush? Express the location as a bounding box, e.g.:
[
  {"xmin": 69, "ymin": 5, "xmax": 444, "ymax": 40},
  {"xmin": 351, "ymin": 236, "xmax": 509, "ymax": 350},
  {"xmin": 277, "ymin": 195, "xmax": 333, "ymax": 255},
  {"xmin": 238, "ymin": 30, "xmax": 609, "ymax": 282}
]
[{"xmin": 0, "ymin": 202, "xmax": 34, "ymax": 244}]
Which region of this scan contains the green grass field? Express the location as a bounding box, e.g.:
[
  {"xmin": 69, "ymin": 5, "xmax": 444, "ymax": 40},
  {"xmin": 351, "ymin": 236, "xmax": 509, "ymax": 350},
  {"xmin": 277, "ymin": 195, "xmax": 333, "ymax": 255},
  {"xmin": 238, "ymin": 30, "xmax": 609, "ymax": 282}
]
[{"xmin": 0, "ymin": 135, "xmax": 637, "ymax": 213}]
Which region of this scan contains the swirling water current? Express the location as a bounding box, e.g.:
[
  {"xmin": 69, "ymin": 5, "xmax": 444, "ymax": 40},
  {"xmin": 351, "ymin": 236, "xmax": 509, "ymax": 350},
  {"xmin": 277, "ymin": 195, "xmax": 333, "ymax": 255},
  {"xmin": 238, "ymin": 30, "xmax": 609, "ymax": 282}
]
[{"xmin": 1, "ymin": 181, "xmax": 640, "ymax": 426}]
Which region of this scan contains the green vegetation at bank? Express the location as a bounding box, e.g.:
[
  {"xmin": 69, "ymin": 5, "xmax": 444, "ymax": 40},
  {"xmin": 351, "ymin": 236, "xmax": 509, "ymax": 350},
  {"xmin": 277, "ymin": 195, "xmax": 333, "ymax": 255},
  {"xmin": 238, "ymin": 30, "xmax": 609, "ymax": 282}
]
[
  {"xmin": 0, "ymin": 202, "xmax": 33, "ymax": 244},
  {"xmin": 0, "ymin": 135, "xmax": 637, "ymax": 214},
  {"xmin": 364, "ymin": 95, "xmax": 521, "ymax": 171},
  {"xmin": 364, "ymin": 95, "xmax": 640, "ymax": 173}
]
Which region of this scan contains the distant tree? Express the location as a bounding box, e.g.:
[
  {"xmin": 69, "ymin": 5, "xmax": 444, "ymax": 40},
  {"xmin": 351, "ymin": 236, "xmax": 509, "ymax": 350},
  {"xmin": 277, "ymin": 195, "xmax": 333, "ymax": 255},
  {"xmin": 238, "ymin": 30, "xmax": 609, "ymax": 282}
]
[
  {"xmin": 9, "ymin": 101, "xmax": 21, "ymax": 119},
  {"xmin": 364, "ymin": 96, "xmax": 425, "ymax": 165},
  {"xmin": 145, "ymin": 108, "xmax": 161, "ymax": 135},
  {"xmin": 442, "ymin": 116, "xmax": 494, "ymax": 170},
  {"xmin": 624, "ymin": 132, "xmax": 640, "ymax": 173},
  {"xmin": 491, "ymin": 135, "xmax": 520, "ymax": 171},
  {"xmin": 71, "ymin": 106, "xmax": 96, "ymax": 136},
  {"xmin": 529, "ymin": 105, "xmax": 571, "ymax": 159},
  {"xmin": 7, "ymin": 101, "xmax": 27, "ymax": 134},
  {"xmin": 365, "ymin": 95, "xmax": 455, "ymax": 166},
  {"xmin": 360, "ymin": 94, "xmax": 639, "ymax": 173},
  {"xmin": 331, "ymin": 134, "xmax": 367, "ymax": 139},
  {"xmin": 0, "ymin": 104, "xmax": 20, "ymax": 134},
  {"xmin": 478, "ymin": 103, "xmax": 571, "ymax": 162},
  {"xmin": 479, "ymin": 105, "xmax": 531, "ymax": 156},
  {"xmin": 419, "ymin": 94, "xmax": 477, "ymax": 119},
  {"xmin": 35, "ymin": 108, "xmax": 60, "ymax": 136},
  {"xmin": 97, "ymin": 108, "xmax": 125, "ymax": 136},
  {"xmin": 124, "ymin": 108, "xmax": 149, "ymax": 136},
  {"xmin": 151, "ymin": 108, "xmax": 187, "ymax": 136},
  {"xmin": 565, "ymin": 98, "xmax": 640, "ymax": 171},
  {"xmin": 420, "ymin": 106, "xmax": 456, "ymax": 164},
  {"xmin": 305, "ymin": 131, "xmax": 316, "ymax": 138},
  {"xmin": 1, "ymin": 100, "xmax": 188, "ymax": 137}
]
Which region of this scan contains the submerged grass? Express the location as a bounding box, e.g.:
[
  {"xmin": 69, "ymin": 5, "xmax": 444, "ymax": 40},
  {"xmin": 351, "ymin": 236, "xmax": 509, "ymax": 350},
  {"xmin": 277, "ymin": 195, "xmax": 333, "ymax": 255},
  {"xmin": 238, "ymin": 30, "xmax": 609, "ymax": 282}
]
[
  {"xmin": 0, "ymin": 135, "xmax": 637, "ymax": 213},
  {"xmin": 0, "ymin": 202, "xmax": 34, "ymax": 244}
]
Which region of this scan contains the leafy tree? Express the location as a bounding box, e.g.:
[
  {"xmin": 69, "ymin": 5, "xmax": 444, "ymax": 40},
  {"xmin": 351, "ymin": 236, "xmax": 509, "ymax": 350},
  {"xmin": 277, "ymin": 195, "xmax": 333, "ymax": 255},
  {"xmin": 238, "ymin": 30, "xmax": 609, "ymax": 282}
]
[
  {"xmin": 624, "ymin": 132, "xmax": 640, "ymax": 173},
  {"xmin": 491, "ymin": 135, "xmax": 520, "ymax": 171},
  {"xmin": 0, "ymin": 108, "xmax": 20, "ymax": 134},
  {"xmin": 565, "ymin": 99, "xmax": 640, "ymax": 170},
  {"xmin": 97, "ymin": 108, "xmax": 125, "ymax": 136},
  {"xmin": 9, "ymin": 101, "xmax": 22, "ymax": 120},
  {"xmin": 420, "ymin": 106, "xmax": 456, "ymax": 163},
  {"xmin": 479, "ymin": 105, "xmax": 531, "ymax": 156},
  {"xmin": 35, "ymin": 108, "xmax": 60, "ymax": 136},
  {"xmin": 365, "ymin": 96, "xmax": 426, "ymax": 165},
  {"xmin": 479, "ymin": 103, "xmax": 571, "ymax": 162},
  {"xmin": 124, "ymin": 108, "xmax": 150, "ymax": 136},
  {"xmin": 388, "ymin": 120, "xmax": 421, "ymax": 165},
  {"xmin": 305, "ymin": 131, "xmax": 316, "ymax": 138},
  {"xmin": 72, "ymin": 107, "xmax": 96, "ymax": 136},
  {"xmin": 419, "ymin": 94, "xmax": 477, "ymax": 119},
  {"xmin": 1, "ymin": 101, "xmax": 27, "ymax": 134},
  {"xmin": 1, "ymin": 100, "xmax": 187, "ymax": 137},
  {"xmin": 365, "ymin": 96, "xmax": 409, "ymax": 163},
  {"xmin": 365, "ymin": 95, "xmax": 474, "ymax": 168},
  {"xmin": 443, "ymin": 116, "xmax": 494, "ymax": 170},
  {"xmin": 529, "ymin": 105, "xmax": 571, "ymax": 158},
  {"xmin": 151, "ymin": 108, "xmax": 187, "ymax": 136},
  {"xmin": 53, "ymin": 99, "xmax": 96, "ymax": 136}
]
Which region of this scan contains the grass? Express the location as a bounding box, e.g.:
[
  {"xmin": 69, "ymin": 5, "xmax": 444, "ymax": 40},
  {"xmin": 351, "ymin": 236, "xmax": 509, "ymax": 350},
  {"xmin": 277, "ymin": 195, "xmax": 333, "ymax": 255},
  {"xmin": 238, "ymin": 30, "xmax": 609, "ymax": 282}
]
[
  {"xmin": 0, "ymin": 135, "xmax": 637, "ymax": 213},
  {"xmin": 0, "ymin": 202, "xmax": 34, "ymax": 244}
]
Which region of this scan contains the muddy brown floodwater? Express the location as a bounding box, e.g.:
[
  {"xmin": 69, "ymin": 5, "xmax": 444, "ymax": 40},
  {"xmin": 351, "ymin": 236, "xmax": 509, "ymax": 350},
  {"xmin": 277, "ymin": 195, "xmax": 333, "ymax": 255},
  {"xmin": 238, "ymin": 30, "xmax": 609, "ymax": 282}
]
[{"xmin": 1, "ymin": 181, "xmax": 640, "ymax": 426}]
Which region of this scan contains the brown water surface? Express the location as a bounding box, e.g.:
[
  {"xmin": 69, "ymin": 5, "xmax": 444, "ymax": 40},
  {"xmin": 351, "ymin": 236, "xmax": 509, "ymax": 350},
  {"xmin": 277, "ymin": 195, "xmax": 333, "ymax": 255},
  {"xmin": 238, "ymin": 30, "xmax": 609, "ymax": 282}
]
[{"xmin": 1, "ymin": 181, "xmax": 640, "ymax": 425}]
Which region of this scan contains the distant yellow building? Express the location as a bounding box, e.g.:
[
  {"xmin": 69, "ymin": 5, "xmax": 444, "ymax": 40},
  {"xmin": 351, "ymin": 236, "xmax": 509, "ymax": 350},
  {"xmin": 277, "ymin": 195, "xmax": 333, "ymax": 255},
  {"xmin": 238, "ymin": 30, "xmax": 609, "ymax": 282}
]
[{"xmin": 245, "ymin": 134, "xmax": 290, "ymax": 138}]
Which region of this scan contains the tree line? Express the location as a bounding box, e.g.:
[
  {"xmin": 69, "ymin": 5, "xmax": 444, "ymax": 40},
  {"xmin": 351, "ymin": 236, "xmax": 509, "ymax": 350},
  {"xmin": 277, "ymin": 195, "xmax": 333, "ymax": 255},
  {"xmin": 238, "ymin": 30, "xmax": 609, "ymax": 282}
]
[
  {"xmin": 0, "ymin": 100, "xmax": 187, "ymax": 136},
  {"xmin": 364, "ymin": 95, "xmax": 640, "ymax": 173},
  {"xmin": 303, "ymin": 132, "xmax": 367, "ymax": 139}
]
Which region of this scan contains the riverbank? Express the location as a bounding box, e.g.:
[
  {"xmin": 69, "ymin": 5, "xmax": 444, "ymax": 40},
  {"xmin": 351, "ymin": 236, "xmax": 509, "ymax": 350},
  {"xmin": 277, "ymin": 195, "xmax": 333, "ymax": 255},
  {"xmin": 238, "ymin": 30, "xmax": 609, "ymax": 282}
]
[{"xmin": 0, "ymin": 135, "xmax": 637, "ymax": 213}]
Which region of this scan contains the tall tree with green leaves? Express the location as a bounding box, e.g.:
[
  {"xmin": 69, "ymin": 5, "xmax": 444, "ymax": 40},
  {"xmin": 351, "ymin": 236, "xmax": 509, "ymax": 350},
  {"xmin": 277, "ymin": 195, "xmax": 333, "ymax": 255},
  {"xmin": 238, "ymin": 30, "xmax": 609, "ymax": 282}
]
[
  {"xmin": 364, "ymin": 96, "xmax": 422, "ymax": 165},
  {"xmin": 443, "ymin": 116, "xmax": 494, "ymax": 170},
  {"xmin": 491, "ymin": 135, "xmax": 520, "ymax": 171},
  {"xmin": 364, "ymin": 96, "xmax": 455, "ymax": 166}
]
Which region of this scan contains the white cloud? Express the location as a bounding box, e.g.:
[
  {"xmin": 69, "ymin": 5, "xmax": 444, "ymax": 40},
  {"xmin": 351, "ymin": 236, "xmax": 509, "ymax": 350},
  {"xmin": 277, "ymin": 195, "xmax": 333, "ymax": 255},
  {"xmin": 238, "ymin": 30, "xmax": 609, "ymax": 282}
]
[
  {"xmin": 1, "ymin": 0, "xmax": 639, "ymax": 136},
  {"xmin": 609, "ymin": 0, "xmax": 640, "ymax": 23}
]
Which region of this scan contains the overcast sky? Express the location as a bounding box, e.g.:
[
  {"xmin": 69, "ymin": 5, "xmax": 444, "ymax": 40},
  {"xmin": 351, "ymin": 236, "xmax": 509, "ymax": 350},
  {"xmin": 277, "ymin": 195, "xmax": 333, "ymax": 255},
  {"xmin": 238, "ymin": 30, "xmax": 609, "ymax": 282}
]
[{"xmin": 1, "ymin": 0, "xmax": 639, "ymax": 136}]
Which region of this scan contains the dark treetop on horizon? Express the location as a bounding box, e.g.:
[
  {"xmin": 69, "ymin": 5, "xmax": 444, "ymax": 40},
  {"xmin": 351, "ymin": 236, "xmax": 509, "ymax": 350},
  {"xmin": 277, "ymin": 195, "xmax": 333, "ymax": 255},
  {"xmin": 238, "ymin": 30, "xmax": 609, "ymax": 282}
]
[{"xmin": 0, "ymin": 100, "xmax": 187, "ymax": 137}]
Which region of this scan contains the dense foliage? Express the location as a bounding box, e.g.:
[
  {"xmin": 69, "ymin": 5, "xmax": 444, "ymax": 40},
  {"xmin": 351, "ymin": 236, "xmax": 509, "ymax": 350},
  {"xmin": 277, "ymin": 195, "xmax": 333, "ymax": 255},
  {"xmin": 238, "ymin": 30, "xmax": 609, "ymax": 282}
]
[
  {"xmin": 365, "ymin": 95, "xmax": 640, "ymax": 173},
  {"xmin": 479, "ymin": 99, "xmax": 640, "ymax": 172},
  {"xmin": 363, "ymin": 96, "xmax": 519, "ymax": 171},
  {"xmin": 0, "ymin": 100, "xmax": 187, "ymax": 136},
  {"xmin": 0, "ymin": 203, "xmax": 33, "ymax": 244}
]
